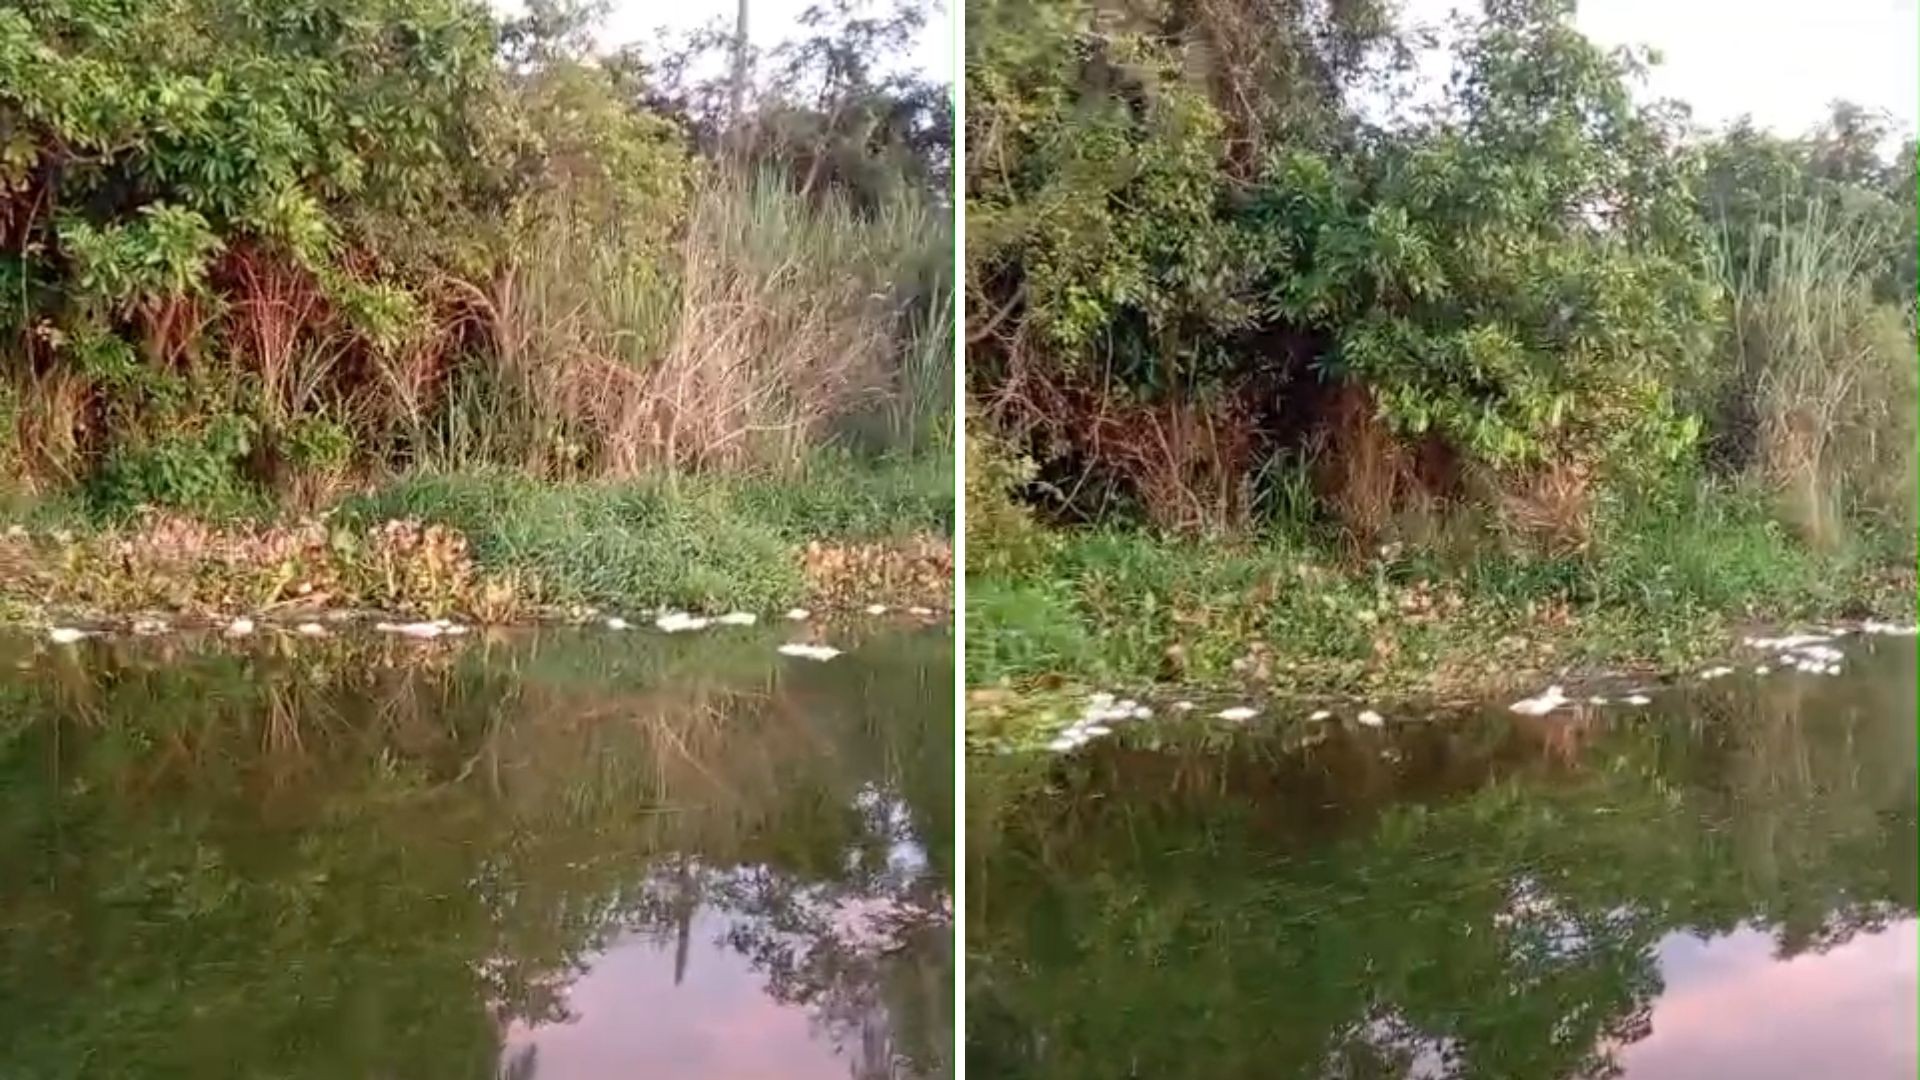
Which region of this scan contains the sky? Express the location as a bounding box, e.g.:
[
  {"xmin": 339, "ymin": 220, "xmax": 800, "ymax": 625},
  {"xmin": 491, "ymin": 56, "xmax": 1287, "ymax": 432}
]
[
  {"xmin": 1400, "ymin": 0, "xmax": 1920, "ymax": 138},
  {"xmin": 490, "ymin": 0, "xmax": 954, "ymax": 84},
  {"xmin": 490, "ymin": 1, "xmax": 1915, "ymax": 141}
]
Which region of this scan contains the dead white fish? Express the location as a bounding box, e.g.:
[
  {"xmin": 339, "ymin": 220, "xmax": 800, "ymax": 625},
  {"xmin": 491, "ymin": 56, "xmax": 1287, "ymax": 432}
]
[
  {"xmin": 1744, "ymin": 632, "xmax": 1834, "ymax": 650},
  {"xmin": 716, "ymin": 612, "xmax": 758, "ymax": 627},
  {"xmin": 1753, "ymin": 665, "xmax": 1770, "ymax": 675},
  {"xmin": 131, "ymin": 617, "xmax": 168, "ymax": 636},
  {"xmin": 907, "ymin": 605, "xmax": 934, "ymax": 616},
  {"xmin": 225, "ymin": 617, "xmax": 256, "ymax": 638},
  {"xmin": 47, "ymin": 626, "xmax": 89, "ymax": 645},
  {"xmin": 863, "ymin": 603, "xmax": 889, "ymax": 616},
  {"xmin": 1172, "ymin": 701, "xmax": 1196, "ymax": 713},
  {"xmin": 655, "ymin": 612, "xmax": 710, "ymax": 633},
  {"xmin": 1508, "ymin": 685, "xmax": 1569, "ymax": 716},
  {"xmin": 296, "ymin": 622, "xmax": 328, "ymax": 637},
  {"xmin": 1309, "ymin": 709, "xmax": 1333, "ymax": 722},
  {"xmin": 375, "ymin": 621, "xmax": 458, "ymax": 639},
  {"xmin": 1046, "ymin": 736, "xmax": 1077, "ymax": 752},
  {"xmin": 1862, "ymin": 620, "xmax": 1918, "ymax": 636},
  {"xmin": 1131, "ymin": 705, "xmax": 1153, "ymax": 720},
  {"xmin": 1698, "ymin": 666, "xmax": 1735, "ymax": 680},
  {"xmin": 1356, "ymin": 710, "xmax": 1385, "ymax": 727},
  {"xmin": 1216, "ymin": 706, "xmax": 1257, "ymax": 722},
  {"xmin": 1588, "ymin": 695, "xmax": 1608, "ymax": 705},
  {"xmin": 1623, "ymin": 694, "xmax": 1652, "ymax": 706},
  {"xmin": 777, "ymin": 642, "xmax": 842, "ymax": 662},
  {"xmin": 1082, "ymin": 724, "xmax": 1113, "ymax": 737},
  {"xmin": 785, "ymin": 608, "xmax": 811, "ymax": 621},
  {"xmin": 605, "ymin": 616, "xmax": 631, "ymax": 630}
]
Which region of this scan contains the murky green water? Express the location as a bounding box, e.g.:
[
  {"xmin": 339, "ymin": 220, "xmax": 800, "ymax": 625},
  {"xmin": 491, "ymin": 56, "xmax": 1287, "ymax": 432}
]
[
  {"xmin": 969, "ymin": 639, "xmax": 1917, "ymax": 1079},
  {"xmin": 0, "ymin": 626, "xmax": 952, "ymax": 1079}
]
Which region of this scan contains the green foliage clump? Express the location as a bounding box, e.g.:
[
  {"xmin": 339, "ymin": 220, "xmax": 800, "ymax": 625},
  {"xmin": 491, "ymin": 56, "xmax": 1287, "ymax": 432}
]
[
  {"xmin": 965, "ymin": 0, "xmax": 1914, "ymax": 695},
  {"xmin": 970, "ymin": 0, "xmax": 1721, "ymax": 500},
  {"xmin": 89, "ymin": 413, "xmax": 262, "ymax": 520},
  {"xmin": 0, "ymin": 0, "xmax": 950, "ymax": 527},
  {"xmin": 346, "ymin": 473, "xmax": 805, "ymax": 612}
]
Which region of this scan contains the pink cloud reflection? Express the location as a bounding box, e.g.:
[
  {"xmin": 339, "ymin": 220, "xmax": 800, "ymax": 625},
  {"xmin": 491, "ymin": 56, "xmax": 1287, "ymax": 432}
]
[
  {"xmin": 1617, "ymin": 919, "xmax": 1917, "ymax": 1079},
  {"xmin": 501, "ymin": 915, "xmax": 856, "ymax": 1080}
]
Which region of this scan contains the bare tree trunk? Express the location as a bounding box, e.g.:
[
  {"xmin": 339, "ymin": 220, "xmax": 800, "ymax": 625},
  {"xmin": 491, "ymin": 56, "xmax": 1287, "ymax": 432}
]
[{"xmin": 728, "ymin": 0, "xmax": 751, "ymax": 157}]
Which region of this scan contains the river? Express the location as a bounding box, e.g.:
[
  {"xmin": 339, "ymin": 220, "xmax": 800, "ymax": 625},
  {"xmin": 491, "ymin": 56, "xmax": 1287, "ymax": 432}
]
[
  {"xmin": 969, "ymin": 637, "xmax": 1916, "ymax": 1079},
  {"xmin": 0, "ymin": 625, "xmax": 953, "ymax": 1079}
]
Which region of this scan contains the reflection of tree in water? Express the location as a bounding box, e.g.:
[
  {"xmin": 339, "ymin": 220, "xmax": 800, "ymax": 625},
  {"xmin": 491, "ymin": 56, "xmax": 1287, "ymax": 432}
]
[
  {"xmin": 969, "ymin": 643, "xmax": 1916, "ymax": 1079},
  {"xmin": 0, "ymin": 628, "xmax": 952, "ymax": 1079}
]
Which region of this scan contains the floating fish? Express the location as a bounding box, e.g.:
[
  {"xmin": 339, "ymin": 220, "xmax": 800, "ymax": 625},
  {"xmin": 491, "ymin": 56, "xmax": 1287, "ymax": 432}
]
[
  {"xmin": 863, "ymin": 604, "xmax": 889, "ymax": 616},
  {"xmin": 1309, "ymin": 709, "xmax": 1333, "ymax": 721},
  {"xmin": 296, "ymin": 622, "xmax": 328, "ymax": 637},
  {"xmin": 907, "ymin": 606, "xmax": 934, "ymax": 616},
  {"xmin": 225, "ymin": 617, "xmax": 255, "ymax": 637},
  {"xmin": 47, "ymin": 627, "xmax": 89, "ymax": 644},
  {"xmin": 655, "ymin": 612, "xmax": 710, "ymax": 633},
  {"xmin": 1172, "ymin": 701, "xmax": 1196, "ymax": 713},
  {"xmin": 1508, "ymin": 685, "xmax": 1568, "ymax": 716},
  {"xmin": 785, "ymin": 608, "xmax": 811, "ymax": 620},
  {"xmin": 375, "ymin": 621, "xmax": 447, "ymax": 638},
  {"xmin": 1216, "ymin": 706, "xmax": 1257, "ymax": 722},
  {"xmin": 1698, "ymin": 666, "xmax": 1735, "ymax": 680},
  {"xmin": 1357, "ymin": 710, "xmax": 1385, "ymax": 727},
  {"xmin": 1743, "ymin": 632, "xmax": 1834, "ymax": 650},
  {"xmin": 1623, "ymin": 694, "xmax": 1651, "ymax": 706},
  {"xmin": 716, "ymin": 612, "xmax": 758, "ymax": 626},
  {"xmin": 605, "ymin": 616, "xmax": 631, "ymax": 630},
  {"xmin": 777, "ymin": 642, "xmax": 842, "ymax": 661}
]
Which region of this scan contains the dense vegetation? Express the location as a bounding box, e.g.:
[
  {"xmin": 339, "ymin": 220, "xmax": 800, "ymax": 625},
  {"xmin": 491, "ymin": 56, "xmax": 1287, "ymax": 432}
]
[
  {"xmin": 966, "ymin": 0, "xmax": 1914, "ymax": 698},
  {"xmin": 0, "ymin": 0, "xmax": 953, "ymax": 612}
]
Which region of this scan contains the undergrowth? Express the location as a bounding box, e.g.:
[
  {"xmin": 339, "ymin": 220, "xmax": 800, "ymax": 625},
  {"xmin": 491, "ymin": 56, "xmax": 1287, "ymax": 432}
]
[
  {"xmin": 347, "ymin": 454, "xmax": 953, "ymax": 613},
  {"xmin": 967, "ymin": 475, "xmax": 1909, "ymax": 702}
]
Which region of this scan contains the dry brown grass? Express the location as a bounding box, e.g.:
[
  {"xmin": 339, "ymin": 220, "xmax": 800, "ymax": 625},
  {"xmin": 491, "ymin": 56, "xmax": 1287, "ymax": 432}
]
[
  {"xmin": 1312, "ymin": 381, "xmax": 1410, "ymax": 547},
  {"xmin": 451, "ymin": 171, "xmax": 913, "ymax": 479},
  {"xmin": 0, "ymin": 511, "xmax": 525, "ymax": 620},
  {"xmin": 802, "ymin": 535, "xmax": 953, "ymax": 609},
  {"xmin": 990, "ymin": 355, "xmax": 1256, "ymax": 535}
]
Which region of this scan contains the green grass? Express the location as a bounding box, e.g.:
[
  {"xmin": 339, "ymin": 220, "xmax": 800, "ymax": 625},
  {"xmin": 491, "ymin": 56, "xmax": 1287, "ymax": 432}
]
[
  {"xmin": 347, "ymin": 453, "xmax": 952, "ymax": 613},
  {"xmin": 722, "ymin": 451, "xmax": 954, "ymax": 541},
  {"xmin": 966, "ymin": 478, "xmax": 1910, "ymax": 704}
]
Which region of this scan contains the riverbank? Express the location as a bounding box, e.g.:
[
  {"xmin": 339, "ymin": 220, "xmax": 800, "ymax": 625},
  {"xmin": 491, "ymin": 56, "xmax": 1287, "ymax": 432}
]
[
  {"xmin": 966, "ymin": 482, "xmax": 1913, "ymax": 751},
  {"xmin": 0, "ymin": 454, "xmax": 952, "ymax": 629}
]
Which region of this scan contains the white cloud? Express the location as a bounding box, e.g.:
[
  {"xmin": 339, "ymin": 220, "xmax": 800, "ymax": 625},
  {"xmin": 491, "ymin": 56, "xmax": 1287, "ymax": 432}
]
[{"xmin": 1397, "ymin": 0, "xmax": 1918, "ymax": 137}]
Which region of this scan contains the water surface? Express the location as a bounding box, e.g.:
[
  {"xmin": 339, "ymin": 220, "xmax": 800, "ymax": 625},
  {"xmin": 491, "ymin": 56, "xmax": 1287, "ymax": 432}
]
[
  {"xmin": 969, "ymin": 639, "xmax": 1916, "ymax": 1079},
  {"xmin": 0, "ymin": 626, "xmax": 952, "ymax": 1079}
]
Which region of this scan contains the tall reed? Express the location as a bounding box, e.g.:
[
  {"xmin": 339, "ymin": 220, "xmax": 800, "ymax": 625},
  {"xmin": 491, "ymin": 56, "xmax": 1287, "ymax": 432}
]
[
  {"xmin": 427, "ymin": 168, "xmax": 950, "ymax": 479},
  {"xmin": 1715, "ymin": 199, "xmax": 1918, "ymax": 552}
]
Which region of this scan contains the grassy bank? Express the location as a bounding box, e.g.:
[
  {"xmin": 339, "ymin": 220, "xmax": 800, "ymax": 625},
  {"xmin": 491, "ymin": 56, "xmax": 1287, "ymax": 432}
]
[
  {"xmin": 967, "ymin": 470, "xmax": 1911, "ymax": 736},
  {"xmin": 0, "ymin": 452, "xmax": 952, "ymax": 626}
]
